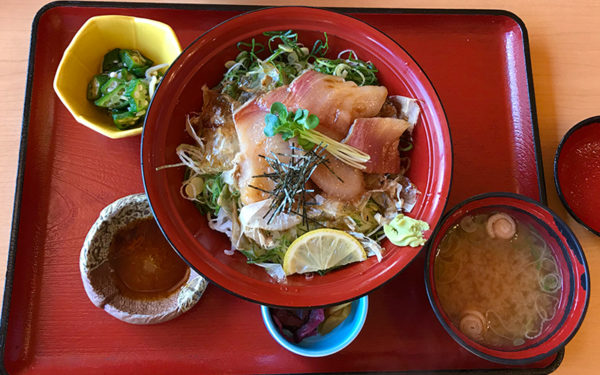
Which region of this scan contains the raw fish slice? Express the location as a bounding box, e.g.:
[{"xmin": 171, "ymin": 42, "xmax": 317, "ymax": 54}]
[
  {"xmin": 233, "ymin": 87, "xmax": 291, "ymax": 205},
  {"xmin": 310, "ymin": 155, "xmax": 365, "ymax": 201},
  {"xmin": 233, "ymin": 71, "xmax": 384, "ymax": 205},
  {"xmin": 344, "ymin": 117, "xmax": 410, "ymax": 174},
  {"xmin": 284, "ymin": 71, "xmax": 388, "ymax": 140}
]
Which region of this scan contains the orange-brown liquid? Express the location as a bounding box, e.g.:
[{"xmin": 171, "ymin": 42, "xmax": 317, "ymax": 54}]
[
  {"xmin": 434, "ymin": 213, "xmax": 561, "ymax": 348},
  {"xmin": 108, "ymin": 218, "xmax": 189, "ymax": 300}
]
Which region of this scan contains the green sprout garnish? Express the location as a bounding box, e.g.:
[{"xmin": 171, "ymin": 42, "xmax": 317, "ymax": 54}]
[
  {"xmin": 264, "ymin": 102, "xmax": 370, "ymax": 169},
  {"xmin": 264, "ymin": 102, "xmax": 319, "ymax": 150}
]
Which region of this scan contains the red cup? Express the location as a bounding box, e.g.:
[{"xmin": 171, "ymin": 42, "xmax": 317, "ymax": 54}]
[{"xmin": 554, "ymin": 116, "xmax": 600, "ymax": 236}]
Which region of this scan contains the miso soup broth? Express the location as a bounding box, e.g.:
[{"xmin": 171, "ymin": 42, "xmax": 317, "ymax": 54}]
[{"xmin": 434, "ymin": 211, "xmax": 563, "ymax": 348}]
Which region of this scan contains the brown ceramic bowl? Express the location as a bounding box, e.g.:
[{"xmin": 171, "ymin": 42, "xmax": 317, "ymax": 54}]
[{"xmin": 80, "ymin": 194, "xmax": 208, "ymax": 324}]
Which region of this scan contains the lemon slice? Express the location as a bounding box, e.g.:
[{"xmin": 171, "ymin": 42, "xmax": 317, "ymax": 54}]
[{"xmin": 283, "ymin": 229, "xmax": 367, "ymax": 275}]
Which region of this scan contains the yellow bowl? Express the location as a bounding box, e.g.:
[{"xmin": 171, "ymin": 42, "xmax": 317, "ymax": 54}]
[{"xmin": 53, "ymin": 15, "xmax": 182, "ymax": 139}]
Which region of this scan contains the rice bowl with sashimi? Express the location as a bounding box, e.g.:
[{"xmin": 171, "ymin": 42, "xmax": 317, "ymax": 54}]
[
  {"xmin": 164, "ymin": 30, "xmax": 425, "ymax": 281},
  {"xmin": 141, "ymin": 7, "xmax": 451, "ymax": 307}
]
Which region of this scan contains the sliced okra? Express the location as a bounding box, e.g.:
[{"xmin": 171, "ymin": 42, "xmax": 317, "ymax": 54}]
[
  {"xmin": 86, "ymin": 74, "xmax": 110, "ymax": 100},
  {"xmin": 125, "ymin": 79, "xmax": 150, "ymax": 112},
  {"xmin": 102, "ymin": 48, "xmax": 122, "ymax": 72},
  {"xmin": 94, "ymin": 84, "xmax": 128, "ymax": 110},
  {"xmin": 112, "ymin": 110, "xmax": 142, "ymax": 129},
  {"xmin": 100, "ymin": 77, "xmax": 125, "ymax": 95},
  {"xmin": 119, "ymin": 49, "xmax": 153, "ymax": 76}
]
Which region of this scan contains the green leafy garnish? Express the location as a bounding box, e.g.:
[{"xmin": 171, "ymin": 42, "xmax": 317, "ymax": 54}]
[
  {"xmin": 264, "ymin": 102, "xmax": 319, "ymax": 150},
  {"xmin": 263, "ymin": 102, "xmax": 370, "ymax": 169},
  {"xmin": 219, "ymin": 30, "xmax": 378, "ymax": 102}
]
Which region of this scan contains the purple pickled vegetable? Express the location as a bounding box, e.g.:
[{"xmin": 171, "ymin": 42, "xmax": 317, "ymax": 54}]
[
  {"xmin": 297, "ymin": 309, "xmax": 309, "ymax": 322},
  {"xmin": 271, "ymin": 312, "xmax": 284, "ymax": 332},
  {"xmin": 270, "ymin": 313, "xmax": 294, "ymax": 340},
  {"xmin": 272, "ymin": 308, "xmax": 305, "ymax": 329},
  {"xmin": 295, "ymin": 309, "xmax": 325, "ymax": 342},
  {"xmin": 270, "ymin": 308, "xmax": 326, "ymax": 343},
  {"xmin": 295, "ymin": 327, "xmax": 318, "ymax": 343}
]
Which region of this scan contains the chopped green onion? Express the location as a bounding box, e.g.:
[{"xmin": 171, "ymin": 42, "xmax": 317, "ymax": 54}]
[{"xmin": 218, "ymin": 30, "xmax": 377, "ymax": 102}]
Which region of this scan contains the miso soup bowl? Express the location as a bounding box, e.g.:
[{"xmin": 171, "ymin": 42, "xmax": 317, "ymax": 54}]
[{"xmin": 424, "ymin": 192, "xmax": 589, "ymax": 365}]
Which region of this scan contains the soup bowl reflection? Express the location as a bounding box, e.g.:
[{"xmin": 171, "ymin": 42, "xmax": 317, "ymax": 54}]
[{"xmin": 424, "ymin": 192, "xmax": 589, "ymax": 365}]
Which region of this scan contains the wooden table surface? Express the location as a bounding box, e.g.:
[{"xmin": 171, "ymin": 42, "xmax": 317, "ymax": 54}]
[{"xmin": 1, "ymin": 0, "xmax": 598, "ymax": 373}]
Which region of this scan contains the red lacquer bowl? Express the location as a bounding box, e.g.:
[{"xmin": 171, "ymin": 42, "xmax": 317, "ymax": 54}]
[
  {"xmin": 425, "ymin": 193, "xmax": 589, "ymax": 365},
  {"xmin": 554, "ymin": 116, "xmax": 600, "ymax": 236},
  {"xmin": 142, "ymin": 7, "xmax": 452, "ymax": 307}
]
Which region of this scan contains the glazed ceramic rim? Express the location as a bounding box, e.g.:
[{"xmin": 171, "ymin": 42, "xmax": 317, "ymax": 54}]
[
  {"xmin": 553, "ymin": 115, "xmax": 600, "ymax": 236},
  {"xmin": 141, "ymin": 6, "xmax": 452, "ymax": 307},
  {"xmin": 261, "ymin": 296, "xmax": 369, "ymax": 357},
  {"xmin": 424, "ymin": 192, "xmax": 590, "ymax": 365}
]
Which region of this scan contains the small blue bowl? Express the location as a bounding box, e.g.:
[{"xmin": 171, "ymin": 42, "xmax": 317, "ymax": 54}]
[{"xmin": 261, "ymin": 296, "xmax": 368, "ymax": 357}]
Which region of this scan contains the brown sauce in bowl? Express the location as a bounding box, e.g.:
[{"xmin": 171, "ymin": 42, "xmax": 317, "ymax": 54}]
[{"xmin": 108, "ymin": 217, "xmax": 189, "ymax": 300}]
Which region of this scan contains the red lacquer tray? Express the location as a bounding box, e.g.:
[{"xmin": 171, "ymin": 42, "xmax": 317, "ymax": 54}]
[{"xmin": 1, "ymin": 2, "xmax": 554, "ymax": 374}]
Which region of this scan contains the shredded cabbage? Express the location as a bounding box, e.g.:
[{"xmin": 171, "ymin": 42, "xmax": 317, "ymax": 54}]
[
  {"xmin": 254, "ymin": 263, "xmax": 287, "ymax": 282},
  {"xmin": 349, "ymin": 231, "xmax": 384, "ymax": 262}
]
